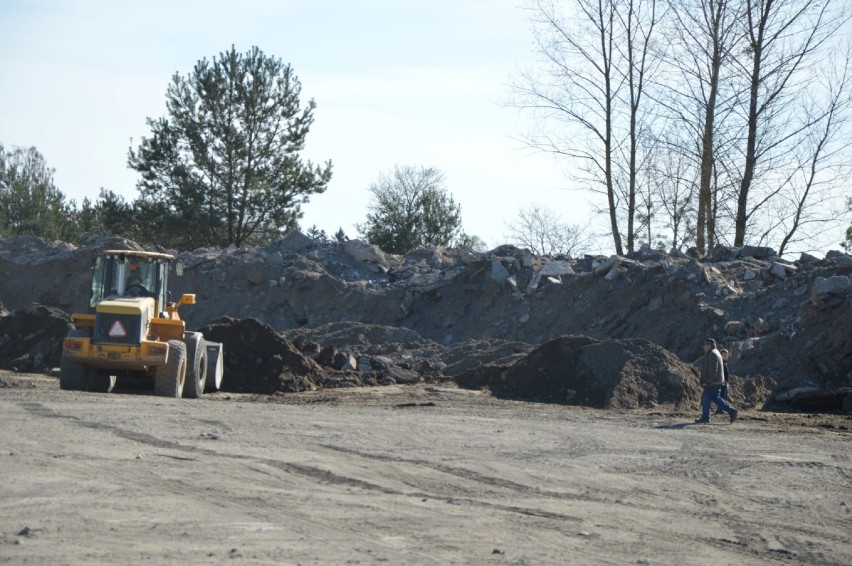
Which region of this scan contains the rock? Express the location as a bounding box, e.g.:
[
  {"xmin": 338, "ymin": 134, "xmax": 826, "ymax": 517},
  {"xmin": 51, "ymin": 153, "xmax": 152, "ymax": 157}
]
[
  {"xmin": 742, "ymin": 270, "xmax": 756, "ymax": 281},
  {"xmin": 526, "ymin": 260, "xmax": 574, "ymax": 291},
  {"xmin": 702, "ymin": 265, "xmax": 723, "ymax": 285},
  {"xmin": 604, "ymin": 268, "xmax": 620, "ymax": 281},
  {"xmin": 334, "ymin": 351, "xmax": 358, "ymax": 371},
  {"xmin": 371, "ymin": 355, "xmax": 392, "ymax": 369},
  {"xmin": 277, "ymin": 230, "xmax": 314, "ymax": 252},
  {"xmin": 753, "ymin": 317, "xmax": 771, "ymax": 335},
  {"xmin": 739, "ymin": 245, "xmax": 777, "ymax": 260},
  {"xmin": 775, "ymin": 386, "xmax": 819, "ymax": 402},
  {"xmin": 799, "ymin": 252, "xmax": 820, "ymax": 264},
  {"xmin": 594, "ymin": 255, "xmax": 621, "ymax": 276},
  {"xmin": 725, "ymin": 321, "xmax": 746, "ymax": 336},
  {"xmin": 713, "ymin": 244, "xmax": 739, "ymax": 261},
  {"xmin": 519, "ymin": 313, "xmax": 530, "ymax": 324},
  {"xmin": 826, "ymin": 249, "xmax": 851, "ymax": 260},
  {"xmin": 538, "ymin": 260, "xmax": 575, "ymax": 277},
  {"xmin": 491, "ymin": 260, "xmax": 510, "ymax": 283},
  {"xmin": 770, "ymin": 262, "xmax": 787, "ymax": 280},
  {"xmin": 647, "ymin": 297, "xmax": 663, "ymax": 312},
  {"xmin": 266, "ymin": 251, "xmax": 285, "ymax": 267},
  {"xmin": 810, "ymin": 276, "xmax": 850, "ymax": 304},
  {"xmin": 382, "ymin": 366, "xmax": 421, "ymax": 384},
  {"xmin": 344, "ymin": 239, "xmax": 388, "ymax": 266}
]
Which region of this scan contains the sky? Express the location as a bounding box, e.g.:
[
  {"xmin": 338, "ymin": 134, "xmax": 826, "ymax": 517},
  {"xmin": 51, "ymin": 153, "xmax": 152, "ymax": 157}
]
[{"xmin": 0, "ymin": 0, "xmax": 599, "ymax": 250}]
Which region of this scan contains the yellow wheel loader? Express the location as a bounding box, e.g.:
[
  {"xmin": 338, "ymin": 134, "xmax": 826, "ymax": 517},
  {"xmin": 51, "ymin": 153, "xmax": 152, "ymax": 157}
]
[{"xmin": 60, "ymin": 250, "xmax": 223, "ymax": 398}]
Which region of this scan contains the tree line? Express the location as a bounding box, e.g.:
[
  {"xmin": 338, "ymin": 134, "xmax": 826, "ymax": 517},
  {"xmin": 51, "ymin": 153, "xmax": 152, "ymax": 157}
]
[
  {"xmin": 4, "ymin": 33, "xmax": 851, "ymax": 256},
  {"xmin": 514, "ymin": 0, "xmax": 852, "ymax": 256},
  {"xmin": 1, "ymin": 47, "xmax": 472, "ymax": 253}
]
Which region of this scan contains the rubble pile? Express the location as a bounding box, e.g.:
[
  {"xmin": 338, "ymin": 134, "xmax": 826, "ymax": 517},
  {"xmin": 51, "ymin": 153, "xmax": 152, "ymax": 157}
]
[
  {"xmin": 456, "ymin": 334, "xmax": 775, "ymax": 410},
  {"xmin": 456, "ymin": 335, "xmax": 699, "ymax": 409},
  {"xmin": 199, "ymin": 317, "xmax": 323, "ymax": 394},
  {"xmin": 0, "ymin": 304, "xmax": 71, "ymax": 373},
  {"xmin": 0, "ymin": 232, "xmax": 849, "ymax": 411}
]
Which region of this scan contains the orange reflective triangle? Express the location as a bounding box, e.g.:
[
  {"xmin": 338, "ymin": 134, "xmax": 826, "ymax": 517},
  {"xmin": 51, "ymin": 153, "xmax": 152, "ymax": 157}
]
[{"xmin": 108, "ymin": 320, "xmax": 127, "ymax": 338}]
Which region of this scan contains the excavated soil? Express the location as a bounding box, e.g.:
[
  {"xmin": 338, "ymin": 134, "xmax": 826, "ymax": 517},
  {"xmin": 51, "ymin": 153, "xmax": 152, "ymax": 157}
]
[
  {"xmin": 0, "ymin": 234, "xmax": 849, "ymax": 413},
  {"xmin": 0, "ymin": 304, "xmax": 71, "ymax": 373}
]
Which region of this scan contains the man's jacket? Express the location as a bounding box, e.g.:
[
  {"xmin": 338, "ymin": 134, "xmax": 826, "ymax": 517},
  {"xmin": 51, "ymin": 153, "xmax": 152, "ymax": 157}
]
[{"xmin": 700, "ymin": 348, "xmax": 726, "ymax": 388}]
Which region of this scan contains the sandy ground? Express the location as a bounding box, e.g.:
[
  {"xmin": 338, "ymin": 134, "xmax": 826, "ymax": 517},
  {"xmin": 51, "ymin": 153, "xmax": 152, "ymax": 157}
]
[{"xmin": 0, "ymin": 373, "xmax": 850, "ymax": 565}]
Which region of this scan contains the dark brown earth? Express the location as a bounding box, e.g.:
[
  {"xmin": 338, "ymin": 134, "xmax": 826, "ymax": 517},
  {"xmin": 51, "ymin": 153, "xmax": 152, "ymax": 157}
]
[{"xmin": 0, "ymin": 234, "xmax": 849, "ymax": 414}]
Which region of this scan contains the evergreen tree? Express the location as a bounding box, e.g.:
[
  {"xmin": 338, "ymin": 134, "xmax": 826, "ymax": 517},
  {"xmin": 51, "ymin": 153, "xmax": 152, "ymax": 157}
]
[
  {"xmin": 0, "ymin": 143, "xmax": 72, "ymax": 240},
  {"xmin": 128, "ymin": 46, "xmax": 332, "ymax": 247},
  {"xmin": 358, "ymin": 165, "xmax": 462, "ymax": 254}
]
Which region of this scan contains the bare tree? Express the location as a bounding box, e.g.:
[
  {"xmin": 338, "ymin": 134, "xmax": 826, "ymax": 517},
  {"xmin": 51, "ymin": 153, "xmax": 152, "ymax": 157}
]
[
  {"xmin": 515, "ymin": 0, "xmax": 624, "ymax": 254},
  {"xmin": 774, "ymin": 53, "xmax": 852, "ymax": 255},
  {"xmin": 505, "ymin": 203, "xmax": 593, "ymax": 256},
  {"xmin": 646, "ymin": 131, "xmax": 698, "ymax": 250},
  {"xmin": 615, "ymin": 0, "xmax": 660, "ymax": 252},
  {"xmin": 733, "ymin": 0, "xmax": 845, "ymax": 247},
  {"xmin": 665, "ymin": 0, "xmax": 742, "ymax": 254}
]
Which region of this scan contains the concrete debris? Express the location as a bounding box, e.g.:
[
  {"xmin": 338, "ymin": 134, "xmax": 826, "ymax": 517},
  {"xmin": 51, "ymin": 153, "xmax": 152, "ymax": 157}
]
[{"xmin": 1, "ymin": 235, "xmax": 849, "ymax": 411}]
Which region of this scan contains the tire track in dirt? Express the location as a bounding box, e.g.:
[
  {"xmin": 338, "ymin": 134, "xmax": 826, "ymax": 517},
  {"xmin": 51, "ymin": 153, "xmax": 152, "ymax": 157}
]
[
  {"xmin": 16, "ymin": 400, "xmax": 583, "ymax": 525},
  {"xmin": 12, "ymin": 401, "xmax": 467, "ymax": 563}
]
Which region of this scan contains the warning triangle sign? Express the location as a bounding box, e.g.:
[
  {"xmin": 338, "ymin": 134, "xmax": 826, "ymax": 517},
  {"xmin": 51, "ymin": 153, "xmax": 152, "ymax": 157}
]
[{"xmin": 108, "ymin": 320, "xmax": 127, "ymax": 338}]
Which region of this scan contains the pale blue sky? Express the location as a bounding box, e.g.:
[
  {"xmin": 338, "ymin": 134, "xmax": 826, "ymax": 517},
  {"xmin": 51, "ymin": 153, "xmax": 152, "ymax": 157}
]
[{"xmin": 0, "ymin": 0, "xmax": 594, "ymax": 249}]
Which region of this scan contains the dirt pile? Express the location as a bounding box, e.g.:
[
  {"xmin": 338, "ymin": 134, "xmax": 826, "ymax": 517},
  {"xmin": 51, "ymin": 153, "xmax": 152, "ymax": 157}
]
[
  {"xmin": 199, "ymin": 317, "xmax": 323, "ymax": 394},
  {"xmin": 456, "ymin": 335, "xmax": 697, "ymax": 409},
  {"xmin": 456, "ymin": 334, "xmax": 776, "ymax": 410},
  {"xmin": 282, "ymin": 321, "xmax": 534, "ymax": 378},
  {"xmin": 0, "ymin": 304, "xmax": 71, "ymax": 372},
  {"xmin": 1, "ymin": 233, "xmax": 850, "ymax": 410}
]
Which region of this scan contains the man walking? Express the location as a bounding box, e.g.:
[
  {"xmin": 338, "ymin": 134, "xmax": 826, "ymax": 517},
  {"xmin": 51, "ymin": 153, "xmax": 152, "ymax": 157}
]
[
  {"xmin": 716, "ymin": 348, "xmax": 731, "ymax": 415},
  {"xmin": 696, "ymin": 338, "xmax": 738, "ymax": 424}
]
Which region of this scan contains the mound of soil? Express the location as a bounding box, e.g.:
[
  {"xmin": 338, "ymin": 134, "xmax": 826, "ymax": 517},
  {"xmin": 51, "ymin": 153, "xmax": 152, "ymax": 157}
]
[
  {"xmin": 199, "ymin": 317, "xmax": 323, "ymax": 394},
  {"xmin": 0, "ymin": 303, "xmax": 71, "ymax": 373},
  {"xmin": 459, "ymin": 335, "xmax": 777, "ymax": 410},
  {"xmin": 2, "ymin": 234, "xmax": 849, "ymax": 412},
  {"xmin": 457, "ymin": 335, "xmax": 702, "ymax": 409}
]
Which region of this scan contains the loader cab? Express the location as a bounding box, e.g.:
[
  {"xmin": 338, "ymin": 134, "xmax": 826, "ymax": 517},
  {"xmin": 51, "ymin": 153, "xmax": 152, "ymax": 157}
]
[{"xmin": 89, "ymin": 250, "xmax": 175, "ymax": 313}]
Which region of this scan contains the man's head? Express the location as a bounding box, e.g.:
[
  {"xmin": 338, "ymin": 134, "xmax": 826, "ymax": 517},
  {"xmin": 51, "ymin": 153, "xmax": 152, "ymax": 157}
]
[
  {"xmin": 720, "ymin": 348, "xmax": 729, "ymax": 361},
  {"xmin": 703, "ymin": 337, "xmax": 716, "ymax": 353}
]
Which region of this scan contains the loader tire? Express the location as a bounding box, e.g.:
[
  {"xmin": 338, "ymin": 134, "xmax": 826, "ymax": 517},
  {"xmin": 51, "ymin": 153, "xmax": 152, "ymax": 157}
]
[
  {"xmin": 154, "ymin": 340, "xmax": 187, "ymax": 398},
  {"xmin": 182, "ymin": 333, "xmax": 207, "ymax": 399},
  {"xmin": 204, "ymin": 343, "xmax": 223, "ymax": 393},
  {"xmin": 60, "ymin": 355, "xmax": 88, "ymax": 391},
  {"xmin": 60, "ymin": 329, "xmax": 93, "ymax": 391},
  {"xmin": 88, "ymin": 372, "xmax": 116, "ymax": 393}
]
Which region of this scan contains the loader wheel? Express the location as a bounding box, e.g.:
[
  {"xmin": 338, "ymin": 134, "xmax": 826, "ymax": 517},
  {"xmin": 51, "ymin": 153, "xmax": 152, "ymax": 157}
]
[
  {"xmin": 60, "ymin": 329, "xmax": 93, "ymax": 391},
  {"xmin": 60, "ymin": 355, "xmax": 88, "ymax": 391},
  {"xmin": 182, "ymin": 333, "xmax": 208, "ymax": 399},
  {"xmin": 154, "ymin": 340, "xmax": 187, "ymax": 398},
  {"xmin": 88, "ymin": 372, "xmax": 116, "ymax": 393},
  {"xmin": 204, "ymin": 343, "xmax": 224, "ymax": 393}
]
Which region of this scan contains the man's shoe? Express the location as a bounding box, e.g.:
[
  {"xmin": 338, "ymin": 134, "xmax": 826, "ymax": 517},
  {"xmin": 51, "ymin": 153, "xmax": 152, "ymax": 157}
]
[
  {"xmin": 715, "ymin": 409, "xmax": 725, "ymax": 415},
  {"xmin": 695, "ymin": 418, "xmax": 709, "ymax": 424},
  {"xmin": 729, "ymin": 410, "xmax": 738, "ymax": 424}
]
